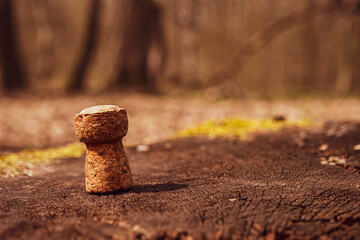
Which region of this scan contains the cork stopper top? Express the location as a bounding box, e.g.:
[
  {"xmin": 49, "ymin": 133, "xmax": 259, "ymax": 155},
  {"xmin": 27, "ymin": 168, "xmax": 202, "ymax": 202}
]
[
  {"xmin": 79, "ymin": 105, "xmax": 124, "ymax": 115},
  {"xmin": 74, "ymin": 105, "xmax": 128, "ymax": 144}
]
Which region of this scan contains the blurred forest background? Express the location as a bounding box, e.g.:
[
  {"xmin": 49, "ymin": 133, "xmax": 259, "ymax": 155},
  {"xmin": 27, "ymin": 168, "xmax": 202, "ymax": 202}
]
[{"xmin": 0, "ymin": 0, "xmax": 360, "ymax": 97}]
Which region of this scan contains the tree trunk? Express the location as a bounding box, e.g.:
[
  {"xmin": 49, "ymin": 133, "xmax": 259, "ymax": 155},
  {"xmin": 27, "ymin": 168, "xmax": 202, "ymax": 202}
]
[
  {"xmin": 68, "ymin": 0, "xmax": 101, "ymax": 91},
  {"xmin": 31, "ymin": 0, "xmax": 54, "ymax": 83},
  {"xmin": 0, "ymin": 0, "xmax": 27, "ymax": 90},
  {"xmin": 117, "ymin": 0, "xmax": 165, "ymax": 92},
  {"xmin": 351, "ymin": 4, "xmax": 360, "ymax": 92},
  {"xmin": 302, "ymin": 1, "xmax": 319, "ymax": 92}
]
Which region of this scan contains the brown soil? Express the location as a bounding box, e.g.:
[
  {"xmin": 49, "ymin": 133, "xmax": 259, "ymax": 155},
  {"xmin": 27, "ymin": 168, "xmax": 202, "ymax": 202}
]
[{"xmin": 1, "ymin": 122, "xmax": 360, "ymax": 239}]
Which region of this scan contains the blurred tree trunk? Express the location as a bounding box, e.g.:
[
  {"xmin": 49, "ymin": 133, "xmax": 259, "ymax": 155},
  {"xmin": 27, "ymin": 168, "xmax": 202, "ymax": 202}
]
[
  {"xmin": 351, "ymin": 4, "xmax": 360, "ymax": 91},
  {"xmin": 334, "ymin": 17, "xmax": 355, "ymax": 94},
  {"xmin": 68, "ymin": 0, "xmax": 101, "ymax": 91},
  {"xmin": 173, "ymin": 0, "xmax": 198, "ymax": 88},
  {"xmin": 303, "ymin": 1, "xmax": 318, "ymax": 91},
  {"xmin": 31, "ymin": 0, "xmax": 54, "ymax": 83},
  {"xmin": 117, "ymin": 0, "xmax": 165, "ymax": 92},
  {"xmin": 0, "ymin": 0, "xmax": 27, "ymax": 90}
]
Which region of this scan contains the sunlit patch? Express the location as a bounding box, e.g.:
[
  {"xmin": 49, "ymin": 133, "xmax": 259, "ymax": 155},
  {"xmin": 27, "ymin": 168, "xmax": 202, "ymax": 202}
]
[
  {"xmin": 0, "ymin": 142, "xmax": 85, "ymax": 178},
  {"xmin": 320, "ymin": 156, "xmax": 346, "ymax": 166},
  {"xmin": 175, "ymin": 117, "xmax": 311, "ymax": 140}
]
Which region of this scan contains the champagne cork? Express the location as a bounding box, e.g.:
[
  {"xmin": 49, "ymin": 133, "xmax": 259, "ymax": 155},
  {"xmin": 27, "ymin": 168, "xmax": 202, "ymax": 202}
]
[{"xmin": 74, "ymin": 105, "xmax": 133, "ymax": 193}]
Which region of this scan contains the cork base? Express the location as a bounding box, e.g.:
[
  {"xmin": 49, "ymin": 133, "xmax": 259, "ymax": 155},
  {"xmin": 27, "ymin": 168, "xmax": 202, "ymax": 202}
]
[{"xmin": 85, "ymin": 141, "xmax": 133, "ymax": 193}]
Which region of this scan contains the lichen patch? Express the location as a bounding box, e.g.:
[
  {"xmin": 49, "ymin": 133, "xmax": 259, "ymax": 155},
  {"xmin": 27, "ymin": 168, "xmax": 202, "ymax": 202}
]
[
  {"xmin": 0, "ymin": 142, "xmax": 85, "ymax": 178},
  {"xmin": 175, "ymin": 117, "xmax": 311, "ymax": 140}
]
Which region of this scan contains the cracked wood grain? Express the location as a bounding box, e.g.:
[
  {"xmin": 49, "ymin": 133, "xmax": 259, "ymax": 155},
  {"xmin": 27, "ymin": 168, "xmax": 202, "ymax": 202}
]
[{"xmin": 0, "ymin": 122, "xmax": 360, "ymax": 239}]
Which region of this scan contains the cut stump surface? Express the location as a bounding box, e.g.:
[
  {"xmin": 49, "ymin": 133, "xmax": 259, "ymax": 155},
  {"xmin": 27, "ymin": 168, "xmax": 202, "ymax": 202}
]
[{"xmin": 1, "ymin": 122, "xmax": 360, "ymax": 239}]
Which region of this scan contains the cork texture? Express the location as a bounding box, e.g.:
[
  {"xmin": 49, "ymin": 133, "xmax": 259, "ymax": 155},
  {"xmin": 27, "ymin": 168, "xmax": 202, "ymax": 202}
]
[
  {"xmin": 86, "ymin": 141, "xmax": 133, "ymax": 193},
  {"xmin": 74, "ymin": 105, "xmax": 133, "ymax": 193},
  {"xmin": 74, "ymin": 105, "xmax": 128, "ymax": 145}
]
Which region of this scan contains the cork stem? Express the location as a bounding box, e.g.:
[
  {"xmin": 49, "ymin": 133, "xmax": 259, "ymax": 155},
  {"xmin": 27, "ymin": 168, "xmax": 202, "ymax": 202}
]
[{"xmin": 85, "ymin": 140, "xmax": 133, "ymax": 193}]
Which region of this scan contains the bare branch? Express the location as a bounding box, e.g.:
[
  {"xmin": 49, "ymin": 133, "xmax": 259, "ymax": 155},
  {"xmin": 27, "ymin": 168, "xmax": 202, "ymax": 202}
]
[{"xmin": 205, "ymin": 0, "xmax": 360, "ymax": 87}]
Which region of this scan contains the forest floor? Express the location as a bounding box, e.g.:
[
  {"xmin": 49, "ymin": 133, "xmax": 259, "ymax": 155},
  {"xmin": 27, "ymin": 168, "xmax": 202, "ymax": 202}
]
[
  {"xmin": 0, "ymin": 93, "xmax": 360, "ymax": 239},
  {"xmin": 1, "ymin": 92, "xmax": 360, "ymax": 150}
]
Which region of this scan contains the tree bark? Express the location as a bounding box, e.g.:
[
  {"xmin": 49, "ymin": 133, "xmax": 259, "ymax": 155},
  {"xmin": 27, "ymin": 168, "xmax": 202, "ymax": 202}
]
[
  {"xmin": 68, "ymin": 0, "xmax": 101, "ymax": 91},
  {"xmin": 0, "ymin": 0, "xmax": 27, "ymax": 90}
]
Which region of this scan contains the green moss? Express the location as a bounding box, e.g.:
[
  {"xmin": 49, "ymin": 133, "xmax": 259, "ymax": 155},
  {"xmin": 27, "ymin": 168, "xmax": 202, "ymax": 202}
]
[
  {"xmin": 175, "ymin": 117, "xmax": 311, "ymax": 140},
  {"xmin": 0, "ymin": 142, "xmax": 85, "ymax": 178}
]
